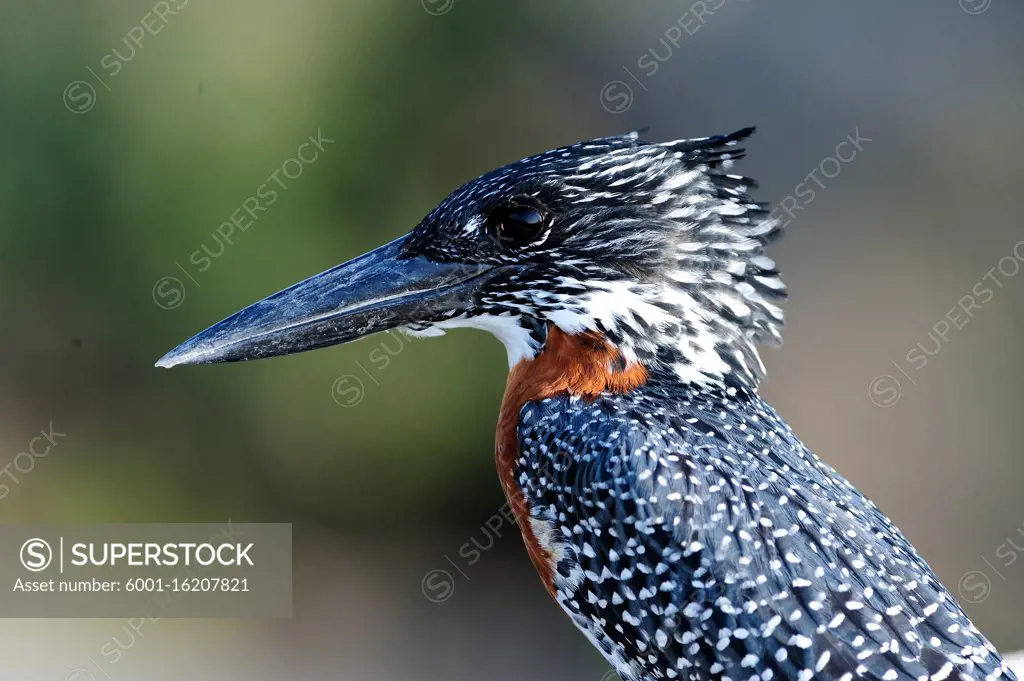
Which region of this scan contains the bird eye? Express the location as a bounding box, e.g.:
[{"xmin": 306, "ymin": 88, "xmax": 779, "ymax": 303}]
[{"xmin": 486, "ymin": 201, "xmax": 549, "ymax": 249}]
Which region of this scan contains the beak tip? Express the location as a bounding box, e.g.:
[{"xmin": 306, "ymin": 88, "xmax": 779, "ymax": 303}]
[
  {"xmin": 154, "ymin": 348, "xmax": 187, "ymax": 369},
  {"xmin": 154, "ymin": 342, "xmax": 214, "ymax": 369},
  {"xmin": 154, "ymin": 354, "xmax": 177, "ymax": 369}
]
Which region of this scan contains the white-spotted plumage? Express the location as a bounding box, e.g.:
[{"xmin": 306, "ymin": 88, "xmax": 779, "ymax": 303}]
[
  {"xmin": 398, "ymin": 128, "xmax": 1014, "ymax": 681},
  {"xmin": 514, "ymin": 382, "xmax": 1014, "ymax": 681}
]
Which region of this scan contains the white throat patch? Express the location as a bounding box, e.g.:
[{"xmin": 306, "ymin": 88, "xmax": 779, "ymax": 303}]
[{"xmin": 402, "ymin": 314, "xmax": 539, "ymax": 368}]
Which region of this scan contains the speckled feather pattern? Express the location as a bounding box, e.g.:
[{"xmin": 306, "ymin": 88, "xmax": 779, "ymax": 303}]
[
  {"xmin": 515, "ymin": 375, "xmax": 1015, "ymax": 681},
  {"xmin": 393, "ymin": 128, "xmax": 1013, "ymax": 681}
]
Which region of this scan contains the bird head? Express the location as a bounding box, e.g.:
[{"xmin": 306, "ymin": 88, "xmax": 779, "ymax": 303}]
[{"xmin": 156, "ymin": 127, "xmax": 785, "ymax": 387}]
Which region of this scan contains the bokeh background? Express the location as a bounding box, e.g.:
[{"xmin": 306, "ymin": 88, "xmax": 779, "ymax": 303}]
[{"xmin": 1, "ymin": 0, "xmax": 1022, "ymax": 678}]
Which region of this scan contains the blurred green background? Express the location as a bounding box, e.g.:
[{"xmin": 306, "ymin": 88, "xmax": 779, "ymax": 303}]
[{"xmin": 1, "ymin": 0, "xmax": 1023, "ymax": 678}]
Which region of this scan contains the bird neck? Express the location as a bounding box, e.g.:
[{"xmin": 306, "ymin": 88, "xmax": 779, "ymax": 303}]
[
  {"xmin": 495, "ymin": 324, "xmax": 648, "ymax": 478},
  {"xmin": 504, "ymin": 326, "xmax": 649, "ymax": 402},
  {"xmin": 537, "ymin": 275, "xmax": 773, "ymax": 390},
  {"xmin": 494, "ymin": 325, "xmax": 648, "ymax": 600},
  {"xmin": 495, "ymin": 325, "xmax": 648, "ymax": 488}
]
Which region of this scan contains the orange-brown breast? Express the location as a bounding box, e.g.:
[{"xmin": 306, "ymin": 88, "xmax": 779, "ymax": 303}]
[{"xmin": 495, "ymin": 325, "xmax": 648, "ymax": 599}]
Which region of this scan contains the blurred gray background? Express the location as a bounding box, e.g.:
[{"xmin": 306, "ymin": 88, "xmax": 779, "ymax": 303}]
[{"xmin": 1, "ymin": 0, "xmax": 1022, "ymax": 679}]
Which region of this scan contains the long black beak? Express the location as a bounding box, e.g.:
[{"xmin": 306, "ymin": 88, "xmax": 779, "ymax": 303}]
[{"xmin": 155, "ymin": 235, "xmax": 490, "ymax": 368}]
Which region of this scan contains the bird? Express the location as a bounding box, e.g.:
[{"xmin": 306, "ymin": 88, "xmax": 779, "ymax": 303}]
[{"xmin": 156, "ymin": 127, "xmax": 1017, "ymax": 681}]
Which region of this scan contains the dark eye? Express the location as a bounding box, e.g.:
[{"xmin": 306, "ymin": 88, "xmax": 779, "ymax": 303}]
[{"xmin": 487, "ymin": 201, "xmax": 549, "ymax": 249}]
